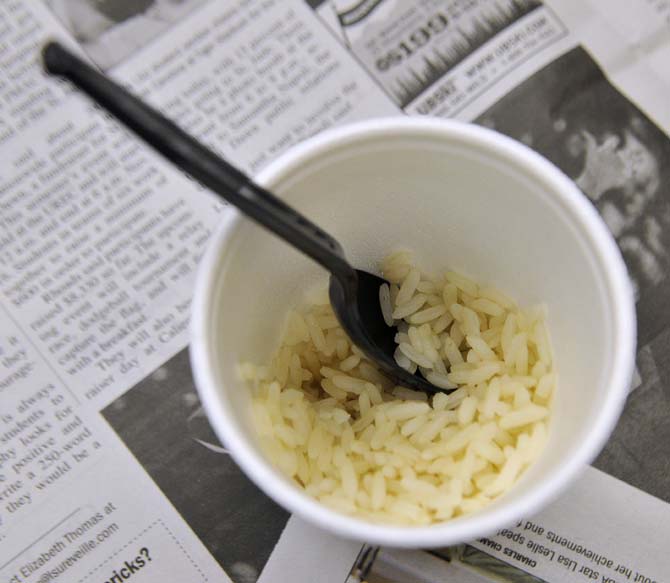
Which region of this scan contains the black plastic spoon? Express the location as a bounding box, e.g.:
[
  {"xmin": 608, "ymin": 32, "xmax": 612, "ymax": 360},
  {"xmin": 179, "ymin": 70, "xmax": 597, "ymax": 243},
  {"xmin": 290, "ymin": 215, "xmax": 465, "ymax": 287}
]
[{"xmin": 42, "ymin": 41, "xmax": 448, "ymax": 394}]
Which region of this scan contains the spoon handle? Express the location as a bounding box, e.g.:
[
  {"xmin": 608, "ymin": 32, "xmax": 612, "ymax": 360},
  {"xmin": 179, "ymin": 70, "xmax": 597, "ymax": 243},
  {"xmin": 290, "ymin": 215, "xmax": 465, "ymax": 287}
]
[{"xmin": 42, "ymin": 42, "xmax": 357, "ymax": 284}]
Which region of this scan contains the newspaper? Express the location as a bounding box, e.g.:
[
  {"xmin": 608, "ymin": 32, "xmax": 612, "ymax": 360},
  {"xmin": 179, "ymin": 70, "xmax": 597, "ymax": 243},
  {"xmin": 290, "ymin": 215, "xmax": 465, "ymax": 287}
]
[{"xmin": 0, "ymin": 1, "xmax": 668, "ymax": 582}]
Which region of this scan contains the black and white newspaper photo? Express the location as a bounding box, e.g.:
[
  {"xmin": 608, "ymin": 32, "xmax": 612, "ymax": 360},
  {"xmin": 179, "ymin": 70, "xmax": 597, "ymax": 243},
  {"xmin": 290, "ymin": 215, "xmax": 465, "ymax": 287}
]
[{"xmin": 44, "ymin": 0, "xmax": 210, "ymax": 70}]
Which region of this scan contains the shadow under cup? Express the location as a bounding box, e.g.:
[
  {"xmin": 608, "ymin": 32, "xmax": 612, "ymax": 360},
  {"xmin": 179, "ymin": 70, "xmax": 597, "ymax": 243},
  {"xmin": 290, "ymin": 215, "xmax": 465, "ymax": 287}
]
[{"xmin": 190, "ymin": 118, "xmax": 636, "ymax": 547}]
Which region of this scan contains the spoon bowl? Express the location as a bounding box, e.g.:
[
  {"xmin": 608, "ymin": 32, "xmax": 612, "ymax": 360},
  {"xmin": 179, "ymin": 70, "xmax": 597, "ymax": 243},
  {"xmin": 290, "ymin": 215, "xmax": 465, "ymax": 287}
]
[{"xmin": 330, "ymin": 269, "xmax": 446, "ymax": 393}]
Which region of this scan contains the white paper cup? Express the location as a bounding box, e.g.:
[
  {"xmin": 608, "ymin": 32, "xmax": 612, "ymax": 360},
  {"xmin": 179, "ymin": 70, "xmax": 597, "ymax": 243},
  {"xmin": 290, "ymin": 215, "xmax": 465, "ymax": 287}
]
[{"xmin": 190, "ymin": 118, "xmax": 636, "ymax": 548}]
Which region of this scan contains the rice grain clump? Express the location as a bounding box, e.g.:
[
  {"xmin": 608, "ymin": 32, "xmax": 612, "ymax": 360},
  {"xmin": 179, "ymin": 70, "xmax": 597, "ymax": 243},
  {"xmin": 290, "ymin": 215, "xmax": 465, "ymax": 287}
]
[{"xmin": 242, "ymin": 251, "xmax": 555, "ymax": 525}]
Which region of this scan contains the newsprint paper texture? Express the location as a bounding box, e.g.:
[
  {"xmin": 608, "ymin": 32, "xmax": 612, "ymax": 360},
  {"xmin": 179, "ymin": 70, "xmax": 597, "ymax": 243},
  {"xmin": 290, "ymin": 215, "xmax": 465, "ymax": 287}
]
[{"xmin": 0, "ymin": 1, "xmax": 669, "ymax": 582}]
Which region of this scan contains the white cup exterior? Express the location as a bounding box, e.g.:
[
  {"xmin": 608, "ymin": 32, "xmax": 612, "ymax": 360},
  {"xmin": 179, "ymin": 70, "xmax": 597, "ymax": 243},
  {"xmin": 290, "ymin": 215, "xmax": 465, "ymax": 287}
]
[{"xmin": 190, "ymin": 118, "xmax": 636, "ymax": 548}]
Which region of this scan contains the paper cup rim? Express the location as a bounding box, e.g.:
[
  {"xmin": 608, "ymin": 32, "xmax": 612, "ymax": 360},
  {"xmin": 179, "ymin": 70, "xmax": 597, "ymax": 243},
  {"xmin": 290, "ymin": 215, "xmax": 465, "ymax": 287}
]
[{"xmin": 190, "ymin": 117, "xmax": 636, "ymax": 547}]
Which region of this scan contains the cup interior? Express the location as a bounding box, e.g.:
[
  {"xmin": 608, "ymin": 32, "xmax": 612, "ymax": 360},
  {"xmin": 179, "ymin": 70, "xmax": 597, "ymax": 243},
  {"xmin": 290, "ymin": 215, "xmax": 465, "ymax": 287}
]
[{"xmin": 191, "ymin": 118, "xmax": 635, "ymax": 547}]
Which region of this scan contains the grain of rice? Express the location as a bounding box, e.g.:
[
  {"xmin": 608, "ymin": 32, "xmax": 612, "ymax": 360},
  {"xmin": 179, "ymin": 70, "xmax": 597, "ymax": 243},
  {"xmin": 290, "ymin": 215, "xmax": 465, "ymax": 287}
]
[
  {"xmin": 396, "ymin": 268, "xmax": 422, "ymax": 306},
  {"xmin": 501, "ymin": 313, "xmax": 516, "ymax": 357},
  {"xmin": 339, "ymin": 354, "xmax": 360, "ymax": 372},
  {"xmin": 384, "ymin": 249, "xmax": 412, "ymax": 266},
  {"xmin": 499, "ymin": 404, "xmax": 548, "ymax": 430},
  {"xmin": 399, "ymin": 343, "xmax": 434, "ymax": 369},
  {"xmin": 371, "ymin": 471, "xmax": 387, "ymax": 510},
  {"xmin": 516, "ymin": 310, "xmax": 529, "ymax": 332},
  {"xmin": 473, "ymin": 472, "xmax": 497, "ymax": 490},
  {"xmin": 421, "ymin": 292, "xmax": 440, "ymax": 307},
  {"xmin": 341, "ymin": 457, "xmax": 358, "ymax": 497},
  {"xmin": 480, "ymin": 378, "xmax": 501, "ymax": 420},
  {"xmin": 481, "ymin": 327, "xmax": 501, "ymax": 348},
  {"xmin": 358, "ymin": 391, "xmax": 371, "ymax": 417},
  {"xmin": 366, "ymin": 383, "xmax": 383, "ymax": 405},
  {"xmin": 417, "ymin": 280, "xmax": 439, "ymax": 294},
  {"xmin": 504, "ymin": 332, "xmax": 525, "ymax": 369},
  {"xmin": 450, "ymin": 303, "xmax": 464, "ymax": 321},
  {"xmin": 252, "ymin": 401, "xmax": 274, "ymax": 437},
  {"xmin": 408, "ymin": 326, "xmax": 423, "ymax": 351},
  {"xmin": 461, "ymin": 291, "xmax": 476, "ymax": 307},
  {"xmin": 379, "ymin": 283, "xmax": 394, "ymax": 326},
  {"xmin": 407, "ymin": 304, "xmax": 448, "ymax": 325},
  {"xmin": 323, "ymin": 330, "xmax": 337, "ymax": 357},
  {"xmin": 532, "ymin": 360, "xmax": 548, "ymax": 379},
  {"xmin": 419, "ymin": 324, "xmax": 440, "ymax": 362},
  {"xmin": 386, "ymin": 401, "xmax": 431, "ymax": 421},
  {"xmin": 321, "ymin": 378, "xmax": 348, "ymax": 400},
  {"xmin": 370, "ymin": 419, "xmax": 396, "ymax": 450},
  {"xmin": 389, "ymin": 283, "xmax": 400, "ymax": 307},
  {"xmin": 432, "ymin": 311, "xmax": 453, "ymax": 334},
  {"xmin": 443, "ymin": 386, "xmax": 470, "ymax": 410},
  {"xmin": 306, "ymin": 314, "xmax": 327, "ymax": 353},
  {"xmin": 449, "ymin": 321, "xmax": 465, "ymax": 348},
  {"xmin": 533, "ymin": 319, "xmax": 552, "ymax": 366},
  {"xmin": 513, "ymin": 385, "xmax": 531, "ymax": 408},
  {"xmin": 332, "ymin": 408, "xmax": 351, "ymax": 424},
  {"xmin": 333, "ymin": 374, "xmax": 367, "ymax": 394},
  {"xmin": 457, "ymin": 396, "xmax": 478, "ymax": 425},
  {"xmin": 394, "ymin": 347, "xmax": 416, "ymax": 373},
  {"xmin": 388, "ymin": 389, "xmax": 424, "ymax": 405},
  {"xmin": 470, "ymin": 297, "xmax": 504, "ymax": 316},
  {"xmin": 467, "ymin": 335, "xmax": 498, "ymax": 361},
  {"xmin": 411, "ymin": 410, "xmax": 454, "ymax": 445},
  {"xmin": 461, "ymin": 306, "xmax": 481, "ymax": 337},
  {"xmin": 351, "ymin": 411, "xmax": 375, "ymax": 433},
  {"xmin": 425, "ymin": 371, "xmax": 457, "ymax": 390},
  {"xmin": 289, "ymin": 353, "xmax": 303, "ymax": 389},
  {"xmin": 392, "ymin": 293, "xmax": 428, "ymax": 320},
  {"xmin": 358, "ymin": 363, "xmax": 388, "ymax": 386},
  {"xmin": 441, "ymin": 423, "xmax": 482, "ymax": 455},
  {"xmin": 513, "ymin": 333, "xmax": 529, "ymax": 375},
  {"xmin": 536, "ymin": 372, "xmax": 556, "ymax": 400},
  {"xmin": 460, "ymin": 496, "xmax": 487, "ymax": 514},
  {"xmin": 500, "ymin": 377, "xmax": 523, "ymax": 398},
  {"xmin": 484, "ymin": 452, "xmax": 523, "ymax": 496},
  {"xmin": 445, "ymin": 271, "xmax": 478, "ymax": 296},
  {"xmin": 472, "ymin": 440, "xmax": 506, "ymax": 466},
  {"xmin": 443, "ymin": 336, "xmax": 464, "ymax": 366},
  {"xmin": 400, "ymin": 413, "xmax": 430, "ymax": 437},
  {"xmin": 432, "ymin": 392, "xmax": 449, "ymax": 411},
  {"xmin": 448, "ymin": 362, "xmax": 501, "ymax": 385},
  {"xmin": 335, "ymin": 338, "xmax": 349, "ymax": 360},
  {"xmin": 513, "ymin": 375, "xmax": 537, "ymax": 388},
  {"xmin": 401, "ymin": 475, "xmax": 439, "ymax": 497},
  {"xmin": 432, "ymin": 356, "xmax": 447, "ymax": 375}
]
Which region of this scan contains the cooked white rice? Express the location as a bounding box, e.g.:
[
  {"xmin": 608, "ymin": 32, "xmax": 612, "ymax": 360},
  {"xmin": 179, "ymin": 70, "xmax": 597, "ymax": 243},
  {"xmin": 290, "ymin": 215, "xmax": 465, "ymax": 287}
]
[{"xmin": 243, "ymin": 251, "xmax": 555, "ymax": 525}]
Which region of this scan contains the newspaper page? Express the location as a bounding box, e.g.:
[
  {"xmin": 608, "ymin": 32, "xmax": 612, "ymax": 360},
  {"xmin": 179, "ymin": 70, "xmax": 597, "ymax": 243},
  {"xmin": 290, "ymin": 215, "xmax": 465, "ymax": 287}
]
[
  {"xmin": 1, "ymin": 1, "xmax": 670, "ymax": 583},
  {"xmin": 550, "ymin": 0, "xmax": 670, "ymax": 130}
]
